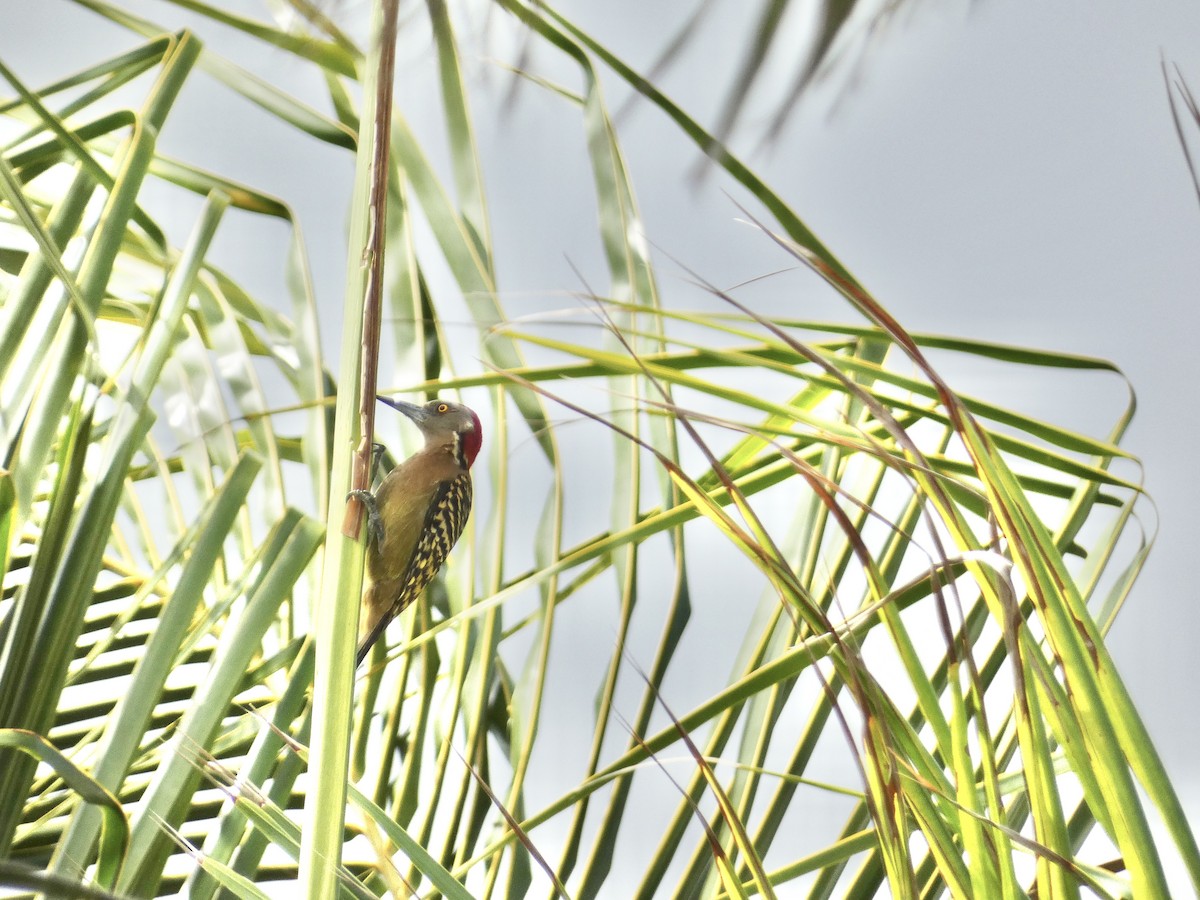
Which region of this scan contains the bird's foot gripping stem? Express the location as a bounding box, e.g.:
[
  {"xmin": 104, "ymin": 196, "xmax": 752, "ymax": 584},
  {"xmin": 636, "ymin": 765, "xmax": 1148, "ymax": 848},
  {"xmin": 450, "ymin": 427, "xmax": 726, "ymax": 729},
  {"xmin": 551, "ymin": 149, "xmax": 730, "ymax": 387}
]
[
  {"xmin": 370, "ymin": 442, "xmax": 388, "ymax": 475},
  {"xmin": 348, "ymin": 489, "xmax": 385, "ymax": 548}
]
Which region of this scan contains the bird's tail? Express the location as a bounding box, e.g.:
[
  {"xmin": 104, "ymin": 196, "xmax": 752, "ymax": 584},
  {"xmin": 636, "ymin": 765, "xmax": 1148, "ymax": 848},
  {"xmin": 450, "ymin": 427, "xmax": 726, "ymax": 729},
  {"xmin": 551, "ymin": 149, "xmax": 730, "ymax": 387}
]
[{"xmin": 355, "ymin": 615, "xmax": 392, "ymax": 668}]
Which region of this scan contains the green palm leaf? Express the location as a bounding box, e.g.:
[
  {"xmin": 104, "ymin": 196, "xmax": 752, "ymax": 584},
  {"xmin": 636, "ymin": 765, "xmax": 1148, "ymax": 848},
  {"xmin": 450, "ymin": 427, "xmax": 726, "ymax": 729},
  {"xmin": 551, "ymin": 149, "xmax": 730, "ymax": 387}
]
[{"xmin": 0, "ymin": 2, "xmax": 1193, "ymax": 898}]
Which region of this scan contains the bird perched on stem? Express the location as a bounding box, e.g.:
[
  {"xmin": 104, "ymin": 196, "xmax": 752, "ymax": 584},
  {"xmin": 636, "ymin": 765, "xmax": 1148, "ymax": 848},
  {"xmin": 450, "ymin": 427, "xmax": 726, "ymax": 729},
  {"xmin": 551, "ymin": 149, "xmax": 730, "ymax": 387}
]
[{"xmin": 349, "ymin": 397, "xmax": 481, "ymax": 667}]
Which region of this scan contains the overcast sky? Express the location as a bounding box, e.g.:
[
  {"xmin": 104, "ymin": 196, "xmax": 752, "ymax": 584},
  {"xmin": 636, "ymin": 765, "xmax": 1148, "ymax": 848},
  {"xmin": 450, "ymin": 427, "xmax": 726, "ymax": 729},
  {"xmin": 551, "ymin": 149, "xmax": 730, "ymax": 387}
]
[
  {"xmin": 509, "ymin": 0, "xmax": 1200, "ymax": 831},
  {"xmin": 563, "ymin": 0, "xmax": 1200, "ymax": 826}
]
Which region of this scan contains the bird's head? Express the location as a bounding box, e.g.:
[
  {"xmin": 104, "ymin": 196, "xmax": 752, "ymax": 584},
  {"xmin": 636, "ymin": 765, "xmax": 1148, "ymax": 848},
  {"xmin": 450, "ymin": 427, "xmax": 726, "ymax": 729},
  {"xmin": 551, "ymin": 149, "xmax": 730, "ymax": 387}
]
[{"xmin": 379, "ymin": 396, "xmax": 483, "ymax": 469}]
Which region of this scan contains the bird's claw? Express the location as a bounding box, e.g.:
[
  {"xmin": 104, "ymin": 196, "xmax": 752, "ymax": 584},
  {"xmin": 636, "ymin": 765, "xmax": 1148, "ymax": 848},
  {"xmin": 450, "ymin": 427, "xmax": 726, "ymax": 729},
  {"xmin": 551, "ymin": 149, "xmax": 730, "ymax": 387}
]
[
  {"xmin": 371, "ymin": 442, "xmax": 387, "ymax": 472},
  {"xmin": 348, "ymin": 489, "xmax": 385, "ymax": 548}
]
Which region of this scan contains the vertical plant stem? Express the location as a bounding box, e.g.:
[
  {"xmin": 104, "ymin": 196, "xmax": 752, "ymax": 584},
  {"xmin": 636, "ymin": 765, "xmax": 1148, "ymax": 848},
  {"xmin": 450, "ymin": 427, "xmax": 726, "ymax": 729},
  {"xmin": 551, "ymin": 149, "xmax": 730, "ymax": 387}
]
[
  {"xmin": 299, "ymin": 1, "xmax": 399, "ymax": 897},
  {"xmin": 345, "ymin": 0, "xmax": 399, "ymax": 537}
]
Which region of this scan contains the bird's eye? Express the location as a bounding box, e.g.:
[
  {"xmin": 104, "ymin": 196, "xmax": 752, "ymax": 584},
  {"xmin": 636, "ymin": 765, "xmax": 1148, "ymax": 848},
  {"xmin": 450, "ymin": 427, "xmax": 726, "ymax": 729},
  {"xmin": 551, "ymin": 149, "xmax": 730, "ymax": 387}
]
[{"xmin": 437, "ymin": 403, "xmax": 449, "ymax": 413}]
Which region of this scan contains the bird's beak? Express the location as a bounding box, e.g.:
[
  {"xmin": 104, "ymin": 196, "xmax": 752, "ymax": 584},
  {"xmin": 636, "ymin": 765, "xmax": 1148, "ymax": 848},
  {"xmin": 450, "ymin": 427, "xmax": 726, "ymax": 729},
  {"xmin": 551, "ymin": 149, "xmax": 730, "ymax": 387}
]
[{"xmin": 378, "ymin": 396, "xmax": 426, "ymax": 422}]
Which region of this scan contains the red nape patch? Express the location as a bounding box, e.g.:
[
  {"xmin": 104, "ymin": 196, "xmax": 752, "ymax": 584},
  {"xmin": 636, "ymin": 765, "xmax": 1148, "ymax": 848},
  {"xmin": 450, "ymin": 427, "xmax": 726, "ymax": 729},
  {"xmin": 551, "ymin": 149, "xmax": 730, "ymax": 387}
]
[{"xmin": 461, "ymin": 410, "xmax": 483, "ymax": 467}]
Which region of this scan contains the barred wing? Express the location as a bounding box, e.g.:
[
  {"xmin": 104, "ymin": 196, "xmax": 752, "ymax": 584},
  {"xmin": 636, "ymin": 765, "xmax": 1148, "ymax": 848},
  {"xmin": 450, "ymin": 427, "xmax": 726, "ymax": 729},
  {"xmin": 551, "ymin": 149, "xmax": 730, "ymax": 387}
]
[{"xmin": 356, "ymin": 472, "xmax": 472, "ymax": 666}]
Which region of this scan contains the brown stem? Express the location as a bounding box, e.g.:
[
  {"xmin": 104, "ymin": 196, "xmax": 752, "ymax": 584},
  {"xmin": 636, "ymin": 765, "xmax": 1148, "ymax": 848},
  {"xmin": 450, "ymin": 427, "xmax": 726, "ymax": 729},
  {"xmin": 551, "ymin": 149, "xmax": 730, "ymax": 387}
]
[{"xmin": 343, "ymin": 0, "xmax": 400, "ymax": 538}]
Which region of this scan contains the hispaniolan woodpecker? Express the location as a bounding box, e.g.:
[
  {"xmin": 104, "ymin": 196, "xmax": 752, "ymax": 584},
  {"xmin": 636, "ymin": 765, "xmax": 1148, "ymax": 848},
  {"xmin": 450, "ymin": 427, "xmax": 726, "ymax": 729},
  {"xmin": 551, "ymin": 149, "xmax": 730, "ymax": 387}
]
[{"xmin": 350, "ymin": 397, "xmax": 482, "ymax": 667}]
